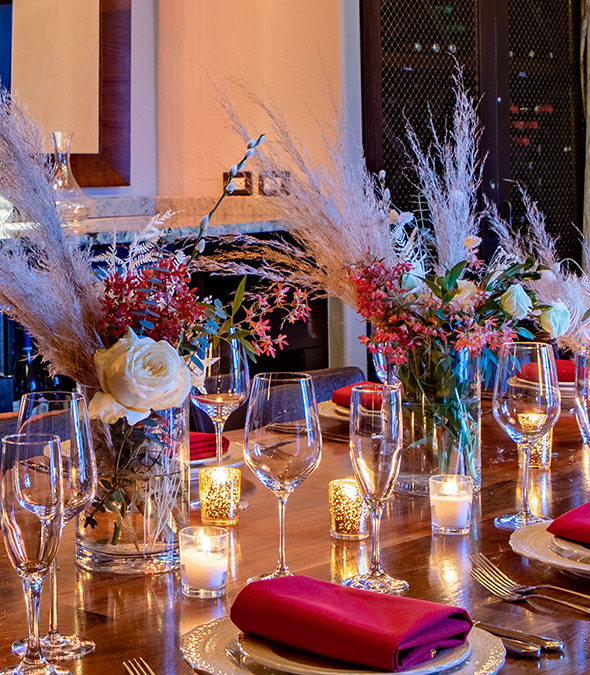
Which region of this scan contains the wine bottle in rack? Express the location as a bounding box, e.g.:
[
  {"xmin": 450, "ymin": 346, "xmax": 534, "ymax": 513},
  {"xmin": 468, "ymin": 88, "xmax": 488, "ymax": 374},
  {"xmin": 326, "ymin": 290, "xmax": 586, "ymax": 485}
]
[{"xmin": 12, "ymin": 331, "xmax": 47, "ymax": 403}]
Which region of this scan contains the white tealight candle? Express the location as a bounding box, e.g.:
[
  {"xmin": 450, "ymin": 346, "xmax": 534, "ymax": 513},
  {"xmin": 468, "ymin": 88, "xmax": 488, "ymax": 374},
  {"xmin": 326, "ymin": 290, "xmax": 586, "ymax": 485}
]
[
  {"xmin": 429, "ymin": 475, "xmax": 473, "ymax": 535},
  {"xmin": 181, "ymin": 548, "xmax": 227, "ymax": 589},
  {"xmin": 179, "ymin": 527, "xmax": 229, "ymax": 598}
]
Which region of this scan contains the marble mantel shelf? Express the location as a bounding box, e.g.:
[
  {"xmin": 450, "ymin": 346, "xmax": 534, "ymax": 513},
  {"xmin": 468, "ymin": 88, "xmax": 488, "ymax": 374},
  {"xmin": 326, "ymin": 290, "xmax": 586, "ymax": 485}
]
[{"xmin": 0, "ymin": 194, "xmax": 290, "ymax": 244}]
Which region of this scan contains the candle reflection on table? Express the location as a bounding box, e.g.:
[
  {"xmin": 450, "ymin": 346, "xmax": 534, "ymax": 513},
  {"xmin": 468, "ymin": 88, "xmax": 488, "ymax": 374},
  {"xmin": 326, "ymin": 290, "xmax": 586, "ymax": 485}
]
[{"xmin": 330, "ymin": 539, "xmax": 369, "ymax": 585}]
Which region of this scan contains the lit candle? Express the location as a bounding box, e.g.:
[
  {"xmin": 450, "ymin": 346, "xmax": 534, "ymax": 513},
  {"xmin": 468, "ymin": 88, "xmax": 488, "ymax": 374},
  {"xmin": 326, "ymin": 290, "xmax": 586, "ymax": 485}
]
[
  {"xmin": 429, "ymin": 475, "xmax": 473, "ymax": 535},
  {"xmin": 517, "ymin": 413, "xmax": 552, "ymax": 469},
  {"xmin": 199, "ymin": 466, "xmax": 241, "ymax": 526},
  {"xmin": 179, "ymin": 527, "xmax": 229, "ymax": 598},
  {"xmin": 329, "ymin": 478, "xmax": 369, "ymax": 540}
]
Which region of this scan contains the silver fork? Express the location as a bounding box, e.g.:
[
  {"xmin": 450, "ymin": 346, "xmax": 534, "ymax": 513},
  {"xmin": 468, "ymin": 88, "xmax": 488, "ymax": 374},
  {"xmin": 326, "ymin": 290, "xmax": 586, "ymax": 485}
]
[
  {"xmin": 470, "ymin": 553, "xmax": 590, "ymax": 616},
  {"xmin": 123, "ymin": 658, "xmax": 157, "ymax": 675}
]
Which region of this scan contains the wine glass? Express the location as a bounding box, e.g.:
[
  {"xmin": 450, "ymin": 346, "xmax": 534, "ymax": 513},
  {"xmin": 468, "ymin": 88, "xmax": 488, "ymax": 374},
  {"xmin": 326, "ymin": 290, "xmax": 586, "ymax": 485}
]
[
  {"xmin": 342, "ymin": 382, "xmax": 408, "ymax": 594},
  {"xmin": 12, "ymin": 392, "xmax": 97, "ymax": 661},
  {"xmin": 191, "ymin": 336, "xmax": 250, "ymax": 465},
  {"xmin": 492, "ymin": 342, "xmax": 561, "ymax": 530},
  {"xmin": 370, "ymin": 326, "xmax": 396, "ymax": 385},
  {"xmin": 575, "ymin": 348, "xmax": 590, "ymax": 446},
  {"xmin": 0, "ymin": 433, "xmax": 67, "ymax": 675},
  {"xmin": 244, "ymin": 372, "xmax": 322, "ymax": 579}
]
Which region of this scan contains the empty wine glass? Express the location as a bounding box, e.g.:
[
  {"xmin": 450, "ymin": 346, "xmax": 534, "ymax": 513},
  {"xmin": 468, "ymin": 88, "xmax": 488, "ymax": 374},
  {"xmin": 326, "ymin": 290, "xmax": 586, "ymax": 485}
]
[
  {"xmin": 0, "ymin": 433, "xmax": 67, "ymax": 675},
  {"xmin": 343, "ymin": 382, "xmax": 408, "ymax": 594},
  {"xmin": 575, "ymin": 348, "xmax": 590, "ymax": 445},
  {"xmin": 244, "ymin": 372, "xmax": 322, "ymax": 580},
  {"xmin": 12, "ymin": 392, "xmax": 96, "ymax": 661},
  {"xmin": 191, "ymin": 336, "xmax": 250, "ymax": 465},
  {"xmin": 492, "ymin": 342, "xmax": 561, "ymax": 530}
]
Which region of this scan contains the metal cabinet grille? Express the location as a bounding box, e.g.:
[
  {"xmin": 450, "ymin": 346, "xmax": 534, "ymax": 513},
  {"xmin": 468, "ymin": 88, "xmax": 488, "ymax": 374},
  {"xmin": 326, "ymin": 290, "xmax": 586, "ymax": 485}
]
[{"xmin": 361, "ymin": 0, "xmax": 584, "ymax": 263}]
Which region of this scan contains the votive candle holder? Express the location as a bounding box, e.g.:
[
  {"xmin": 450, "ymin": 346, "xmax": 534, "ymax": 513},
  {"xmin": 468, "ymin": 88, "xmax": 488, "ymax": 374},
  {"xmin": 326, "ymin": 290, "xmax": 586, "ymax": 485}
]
[
  {"xmin": 199, "ymin": 466, "xmax": 241, "ymax": 527},
  {"xmin": 179, "ymin": 526, "xmax": 229, "ymax": 598},
  {"xmin": 329, "ymin": 478, "xmax": 369, "ymax": 540},
  {"xmin": 517, "ymin": 413, "xmax": 552, "ymax": 470},
  {"xmin": 429, "ymin": 474, "xmax": 473, "ymax": 536}
]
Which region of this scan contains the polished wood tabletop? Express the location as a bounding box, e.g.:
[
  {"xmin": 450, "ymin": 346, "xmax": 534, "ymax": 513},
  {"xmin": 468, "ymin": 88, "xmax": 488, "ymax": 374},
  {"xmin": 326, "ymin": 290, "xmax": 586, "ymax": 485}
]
[{"xmin": 0, "ymin": 405, "xmax": 589, "ymax": 674}]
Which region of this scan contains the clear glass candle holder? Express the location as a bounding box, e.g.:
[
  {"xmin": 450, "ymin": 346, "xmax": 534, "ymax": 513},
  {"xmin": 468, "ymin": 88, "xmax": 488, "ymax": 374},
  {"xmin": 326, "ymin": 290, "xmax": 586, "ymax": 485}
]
[
  {"xmin": 199, "ymin": 466, "xmax": 241, "ymax": 526},
  {"xmin": 179, "ymin": 526, "xmax": 229, "ymax": 598},
  {"xmin": 329, "ymin": 478, "xmax": 369, "ymax": 540},
  {"xmin": 429, "ymin": 475, "xmax": 473, "ymax": 536}
]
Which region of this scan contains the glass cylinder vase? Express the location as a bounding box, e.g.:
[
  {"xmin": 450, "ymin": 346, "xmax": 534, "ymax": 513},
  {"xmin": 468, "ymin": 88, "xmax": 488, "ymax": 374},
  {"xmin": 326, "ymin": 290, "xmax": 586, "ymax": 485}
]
[
  {"xmin": 76, "ymin": 399, "xmax": 190, "ymax": 575},
  {"xmin": 395, "ymin": 345, "xmax": 481, "ymax": 496}
]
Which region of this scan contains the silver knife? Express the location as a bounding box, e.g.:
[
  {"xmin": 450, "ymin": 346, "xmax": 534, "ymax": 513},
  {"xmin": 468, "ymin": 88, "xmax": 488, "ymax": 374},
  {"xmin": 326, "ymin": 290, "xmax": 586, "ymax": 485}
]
[
  {"xmin": 474, "ymin": 621, "xmax": 565, "ymax": 652},
  {"xmin": 501, "ymin": 637, "xmax": 541, "ymax": 658}
]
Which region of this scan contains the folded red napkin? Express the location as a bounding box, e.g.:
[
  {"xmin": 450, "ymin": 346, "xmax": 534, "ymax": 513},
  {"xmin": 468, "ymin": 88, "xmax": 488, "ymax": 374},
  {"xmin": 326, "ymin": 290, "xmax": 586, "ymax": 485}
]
[
  {"xmin": 547, "ymin": 502, "xmax": 590, "ymax": 544},
  {"xmin": 520, "ymin": 359, "xmax": 574, "ymax": 383},
  {"xmin": 189, "ymin": 432, "xmax": 229, "ymax": 461},
  {"xmin": 230, "ymin": 576, "xmax": 472, "ymax": 672},
  {"xmin": 331, "ymin": 381, "xmax": 378, "ymax": 409}
]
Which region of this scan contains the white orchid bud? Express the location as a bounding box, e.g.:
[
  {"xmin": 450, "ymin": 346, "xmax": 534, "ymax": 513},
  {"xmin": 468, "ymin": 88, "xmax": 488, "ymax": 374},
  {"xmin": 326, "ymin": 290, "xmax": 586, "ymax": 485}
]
[
  {"xmin": 383, "ymin": 188, "xmax": 391, "ymax": 201},
  {"xmin": 200, "ymin": 214, "xmax": 209, "ymax": 229},
  {"xmin": 257, "ymin": 134, "xmax": 265, "ymax": 145},
  {"xmin": 196, "ymin": 239, "xmax": 206, "ymax": 253},
  {"xmin": 378, "ymin": 170, "xmax": 386, "ymax": 181},
  {"xmin": 245, "ymin": 149, "xmax": 254, "ymax": 159},
  {"xmin": 225, "ymin": 181, "xmax": 235, "ymax": 194},
  {"xmin": 228, "ymin": 165, "xmax": 238, "ymax": 178},
  {"xmin": 247, "ymin": 139, "xmax": 256, "ymax": 149}
]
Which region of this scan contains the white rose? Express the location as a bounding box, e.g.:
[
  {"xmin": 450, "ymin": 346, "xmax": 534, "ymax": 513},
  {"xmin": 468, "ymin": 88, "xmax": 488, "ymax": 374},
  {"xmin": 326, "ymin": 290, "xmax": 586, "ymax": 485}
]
[
  {"xmin": 540, "ymin": 301, "xmax": 571, "ymax": 338},
  {"xmin": 88, "ymin": 328, "xmax": 192, "ymax": 424},
  {"xmin": 500, "ymin": 284, "xmax": 532, "ymax": 320},
  {"xmin": 454, "ymin": 279, "xmax": 479, "ymax": 308},
  {"xmin": 577, "ymin": 322, "xmax": 590, "ymax": 346}
]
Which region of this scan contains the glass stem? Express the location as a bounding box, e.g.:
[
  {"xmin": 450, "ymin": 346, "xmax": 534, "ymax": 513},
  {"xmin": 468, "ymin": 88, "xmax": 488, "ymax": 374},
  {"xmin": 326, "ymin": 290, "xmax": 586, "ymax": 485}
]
[
  {"xmin": 275, "ymin": 494, "xmax": 290, "ymax": 575},
  {"xmin": 518, "ymin": 440, "xmax": 533, "ymax": 521},
  {"xmin": 368, "ymin": 499, "xmax": 384, "ymax": 576},
  {"xmin": 21, "ymin": 572, "xmax": 46, "ymax": 666},
  {"xmin": 213, "ymin": 420, "xmax": 225, "ymax": 467},
  {"xmin": 47, "ymin": 558, "xmax": 59, "ymax": 641}
]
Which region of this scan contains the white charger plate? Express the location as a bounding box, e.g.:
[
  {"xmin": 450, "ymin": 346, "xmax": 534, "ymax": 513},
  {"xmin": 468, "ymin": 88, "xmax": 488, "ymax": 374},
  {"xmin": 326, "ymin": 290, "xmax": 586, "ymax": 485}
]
[
  {"xmin": 318, "ymin": 400, "xmax": 350, "ymax": 423},
  {"xmin": 181, "ymin": 617, "xmax": 505, "ymax": 675},
  {"xmin": 510, "ymin": 522, "xmax": 590, "ymax": 578}
]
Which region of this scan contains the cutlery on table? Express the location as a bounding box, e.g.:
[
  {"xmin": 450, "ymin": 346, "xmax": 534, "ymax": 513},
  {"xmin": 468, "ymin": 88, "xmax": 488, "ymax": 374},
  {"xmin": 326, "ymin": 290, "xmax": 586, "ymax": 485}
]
[
  {"xmin": 473, "ymin": 620, "xmax": 564, "ymax": 652},
  {"xmin": 123, "ymin": 658, "xmax": 157, "ymax": 675},
  {"xmin": 471, "ymin": 552, "xmax": 590, "ymax": 602},
  {"xmin": 498, "ymin": 637, "xmax": 541, "ymax": 658},
  {"xmin": 470, "ymin": 553, "xmax": 590, "ymax": 616}
]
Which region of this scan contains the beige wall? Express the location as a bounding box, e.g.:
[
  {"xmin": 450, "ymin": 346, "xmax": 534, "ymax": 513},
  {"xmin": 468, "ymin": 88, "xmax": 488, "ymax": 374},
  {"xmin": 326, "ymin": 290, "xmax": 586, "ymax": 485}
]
[
  {"xmin": 157, "ymin": 0, "xmax": 343, "ymax": 197},
  {"xmin": 11, "ymin": 0, "xmax": 99, "ymax": 154}
]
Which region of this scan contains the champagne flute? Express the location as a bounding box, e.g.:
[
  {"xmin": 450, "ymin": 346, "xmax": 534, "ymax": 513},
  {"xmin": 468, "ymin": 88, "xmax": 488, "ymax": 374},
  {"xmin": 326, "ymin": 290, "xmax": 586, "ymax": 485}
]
[
  {"xmin": 0, "ymin": 433, "xmax": 67, "ymax": 675},
  {"xmin": 12, "ymin": 392, "xmax": 96, "ymax": 661},
  {"xmin": 191, "ymin": 336, "xmax": 250, "ymax": 465},
  {"xmin": 244, "ymin": 372, "xmax": 322, "ymax": 579},
  {"xmin": 492, "ymin": 342, "xmax": 561, "ymax": 530},
  {"xmin": 343, "ymin": 382, "xmax": 408, "ymax": 594},
  {"xmin": 575, "ymin": 348, "xmax": 590, "ymax": 445}
]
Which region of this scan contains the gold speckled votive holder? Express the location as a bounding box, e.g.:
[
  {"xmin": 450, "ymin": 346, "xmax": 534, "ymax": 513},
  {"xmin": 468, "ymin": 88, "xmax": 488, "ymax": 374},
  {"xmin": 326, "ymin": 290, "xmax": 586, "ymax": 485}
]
[
  {"xmin": 199, "ymin": 467, "xmax": 241, "ymax": 527},
  {"xmin": 329, "ymin": 478, "xmax": 369, "ymax": 540},
  {"xmin": 517, "ymin": 413, "xmax": 553, "ymax": 470}
]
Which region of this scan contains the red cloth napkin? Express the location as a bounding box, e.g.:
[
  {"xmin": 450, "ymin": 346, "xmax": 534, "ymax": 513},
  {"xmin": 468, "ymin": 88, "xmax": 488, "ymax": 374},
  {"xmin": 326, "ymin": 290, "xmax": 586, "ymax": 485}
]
[
  {"xmin": 520, "ymin": 359, "xmax": 574, "ymax": 383},
  {"xmin": 230, "ymin": 576, "xmax": 472, "ymax": 672},
  {"xmin": 189, "ymin": 432, "xmax": 229, "ymax": 461},
  {"xmin": 331, "ymin": 381, "xmax": 378, "ymax": 409},
  {"xmin": 547, "ymin": 502, "xmax": 590, "ymax": 544}
]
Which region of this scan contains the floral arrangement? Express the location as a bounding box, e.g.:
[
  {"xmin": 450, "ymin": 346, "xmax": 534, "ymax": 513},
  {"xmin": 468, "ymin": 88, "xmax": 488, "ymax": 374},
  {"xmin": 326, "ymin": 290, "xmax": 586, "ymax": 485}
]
[{"xmin": 0, "ymin": 91, "xmax": 310, "ymax": 553}]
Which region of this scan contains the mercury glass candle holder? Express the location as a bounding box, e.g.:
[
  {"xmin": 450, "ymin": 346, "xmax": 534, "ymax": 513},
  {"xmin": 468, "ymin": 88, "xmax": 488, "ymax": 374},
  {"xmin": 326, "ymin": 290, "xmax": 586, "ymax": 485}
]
[
  {"xmin": 199, "ymin": 467, "xmax": 241, "ymax": 527},
  {"xmin": 329, "ymin": 478, "xmax": 369, "ymax": 540},
  {"xmin": 517, "ymin": 413, "xmax": 552, "ymax": 469}
]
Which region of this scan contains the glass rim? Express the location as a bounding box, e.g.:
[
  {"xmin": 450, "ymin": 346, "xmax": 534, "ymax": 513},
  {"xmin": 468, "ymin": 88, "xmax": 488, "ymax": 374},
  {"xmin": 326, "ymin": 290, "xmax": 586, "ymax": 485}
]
[
  {"xmin": 2, "ymin": 433, "xmax": 61, "ymax": 446},
  {"xmin": 500, "ymin": 341, "xmax": 555, "ymax": 350},
  {"xmin": 351, "ymin": 381, "xmax": 401, "ymax": 392},
  {"xmin": 179, "ymin": 525, "xmax": 230, "ymax": 538},
  {"xmin": 429, "ymin": 474, "xmax": 474, "ymax": 486},
  {"xmin": 252, "ymin": 372, "xmax": 313, "ymax": 383},
  {"xmin": 20, "ymin": 390, "xmax": 83, "ymax": 400}
]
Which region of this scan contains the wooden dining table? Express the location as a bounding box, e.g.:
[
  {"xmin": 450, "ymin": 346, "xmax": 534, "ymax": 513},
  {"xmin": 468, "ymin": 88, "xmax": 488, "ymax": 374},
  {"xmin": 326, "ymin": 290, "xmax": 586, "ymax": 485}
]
[{"xmin": 0, "ymin": 403, "xmax": 589, "ymax": 674}]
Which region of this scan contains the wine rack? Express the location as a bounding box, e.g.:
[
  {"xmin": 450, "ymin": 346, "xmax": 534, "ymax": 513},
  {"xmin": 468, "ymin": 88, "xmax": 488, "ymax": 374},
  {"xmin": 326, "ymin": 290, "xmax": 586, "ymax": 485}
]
[{"xmin": 361, "ymin": 0, "xmax": 584, "ymax": 263}]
